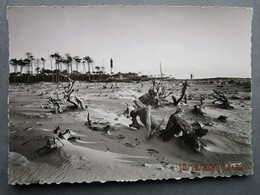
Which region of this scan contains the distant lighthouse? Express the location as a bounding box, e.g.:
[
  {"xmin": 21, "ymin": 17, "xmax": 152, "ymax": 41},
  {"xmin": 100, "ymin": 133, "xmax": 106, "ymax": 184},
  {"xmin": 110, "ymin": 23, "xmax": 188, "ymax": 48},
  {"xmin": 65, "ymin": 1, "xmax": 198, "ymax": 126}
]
[{"xmin": 110, "ymin": 58, "xmax": 113, "ymax": 75}]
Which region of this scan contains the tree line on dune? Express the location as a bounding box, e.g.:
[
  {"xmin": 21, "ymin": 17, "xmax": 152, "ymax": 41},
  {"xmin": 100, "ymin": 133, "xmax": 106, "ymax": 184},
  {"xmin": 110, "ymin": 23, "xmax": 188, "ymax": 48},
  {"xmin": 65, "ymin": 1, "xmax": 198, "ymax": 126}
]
[{"xmin": 9, "ymin": 52, "xmax": 109, "ymax": 84}]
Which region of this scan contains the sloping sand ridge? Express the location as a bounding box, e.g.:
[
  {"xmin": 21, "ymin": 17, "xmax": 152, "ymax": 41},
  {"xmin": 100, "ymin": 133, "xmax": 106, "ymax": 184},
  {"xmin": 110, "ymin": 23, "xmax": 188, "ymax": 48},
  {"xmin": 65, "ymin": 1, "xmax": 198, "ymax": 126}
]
[{"xmin": 8, "ymin": 79, "xmax": 253, "ymax": 184}]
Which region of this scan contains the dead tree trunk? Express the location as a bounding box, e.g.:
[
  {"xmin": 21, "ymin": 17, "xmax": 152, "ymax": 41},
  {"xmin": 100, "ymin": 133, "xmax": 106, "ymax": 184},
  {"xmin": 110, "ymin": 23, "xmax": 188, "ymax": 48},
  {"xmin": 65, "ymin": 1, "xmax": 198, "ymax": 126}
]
[
  {"xmin": 162, "ymin": 109, "xmax": 208, "ymax": 152},
  {"xmin": 212, "ymin": 89, "xmax": 233, "ymax": 109},
  {"xmin": 184, "ymin": 94, "xmax": 187, "ymax": 104},
  {"xmin": 47, "ymin": 75, "xmax": 86, "ymax": 113},
  {"xmin": 138, "ymin": 79, "xmax": 172, "ymax": 108},
  {"xmin": 162, "ymin": 108, "xmax": 193, "ymax": 141},
  {"xmin": 128, "ymin": 98, "xmax": 164, "ymax": 140},
  {"xmin": 65, "ymin": 88, "xmax": 78, "ymax": 109},
  {"xmin": 45, "ymin": 128, "xmax": 80, "ymax": 150},
  {"xmin": 48, "ymin": 97, "xmax": 63, "ymax": 113},
  {"xmin": 172, "ymin": 79, "xmax": 188, "ymax": 106},
  {"xmin": 63, "ymin": 75, "xmax": 86, "ymax": 110}
]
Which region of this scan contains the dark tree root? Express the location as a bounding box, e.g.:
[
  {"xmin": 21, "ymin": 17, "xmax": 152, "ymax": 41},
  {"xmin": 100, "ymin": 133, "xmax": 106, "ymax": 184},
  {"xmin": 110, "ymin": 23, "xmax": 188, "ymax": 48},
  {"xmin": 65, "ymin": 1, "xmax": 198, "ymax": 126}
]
[
  {"xmin": 212, "ymin": 89, "xmax": 233, "ymax": 109},
  {"xmin": 162, "ymin": 110, "xmax": 208, "ymax": 152}
]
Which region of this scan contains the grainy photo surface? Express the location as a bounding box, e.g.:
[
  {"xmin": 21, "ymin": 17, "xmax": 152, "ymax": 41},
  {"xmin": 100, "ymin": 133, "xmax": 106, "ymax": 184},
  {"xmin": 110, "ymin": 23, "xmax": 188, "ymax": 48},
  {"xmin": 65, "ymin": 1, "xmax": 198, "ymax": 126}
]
[{"xmin": 7, "ymin": 6, "xmax": 253, "ymax": 184}]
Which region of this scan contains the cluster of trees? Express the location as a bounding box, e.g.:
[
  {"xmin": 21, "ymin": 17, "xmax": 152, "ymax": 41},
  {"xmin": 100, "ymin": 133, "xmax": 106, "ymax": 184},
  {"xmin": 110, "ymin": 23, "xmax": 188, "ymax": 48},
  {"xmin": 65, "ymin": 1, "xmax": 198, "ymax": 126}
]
[{"xmin": 9, "ymin": 52, "xmax": 107, "ymax": 84}]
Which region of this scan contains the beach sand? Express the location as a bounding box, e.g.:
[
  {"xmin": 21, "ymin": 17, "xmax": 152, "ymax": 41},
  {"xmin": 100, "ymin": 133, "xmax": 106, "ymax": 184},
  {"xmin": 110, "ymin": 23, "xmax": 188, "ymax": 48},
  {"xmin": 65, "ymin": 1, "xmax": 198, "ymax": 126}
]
[{"xmin": 8, "ymin": 79, "xmax": 253, "ymax": 184}]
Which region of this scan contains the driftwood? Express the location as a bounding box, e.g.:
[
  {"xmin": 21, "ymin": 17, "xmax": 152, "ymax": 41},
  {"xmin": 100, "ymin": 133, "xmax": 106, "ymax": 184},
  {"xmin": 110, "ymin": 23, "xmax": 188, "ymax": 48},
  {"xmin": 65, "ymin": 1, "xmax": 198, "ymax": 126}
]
[
  {"xmin": 54, "ymin": 126, "xmax": 60, "ymax": 134},
  {"xmin": 47, "ymin": 75, "xmax": 87, "ymax": 113},
  {"xmin": 192, "ymin": 96, "xmax": 205, "ymax": 115},
  {"xmin": 85, "ymin": 113, "xmax": 112, "ymax": 135},
  {"xmin": 46, "ymin": 136, "xmax": 64, "ymax": 149},
  {"xmin": 46, "ymin": 128, "xmax": 80, "ymax": 149},
  {"xmin": 127, "ymin": 98, "xmax": 164, "ymax": 140},
  {"xmin": 172, "ymin": 80, "xmax": 188, "ymax": 106},
  {"xmin": 75, "ymin": 96, "xmax": 86, "ymax": 109},
  {"xmin": 89, "ymin": 125, "xmax": 111, "ymax": 135},
  {"xmin": 184, "ymin": 94, "xmax": 187, "ymax": 104},
  {"xmin": 218, "ymin": 115, "xmax": 228, "ymax": 122},
  {"xmin": 162, "ymin": 108, "xmax": 193, "ymax": 141},
  {"xmin": 212, "ymin": 89, "xmax": 233, "ymax": 109},
  {"xmin": 179, "ymin": 122, "xmax": 208, "ymax": 152},
  {"xmin": 86, "ymin": 113, "xmax": 92, "ymax": 126},
  {"xmin": 127, "ymin": 99, "xmax": 207, "ymax": 151},
  {"xmin": 63, "ymin": 76, "xmax": 86, "ymax": 109},
  {"xmin": 48, "ymin": 97, "xmax": 63, "ymax": 114},
  {"xmin": 57, "ymin": 129, "xmax": 71, "ymax": 140},
  {"xmin": 64, "ymin": 80, "xmax": 78, "ymax": 109},
  {"xmin": 192, "ymin": 105, "xmax": 204, "ymax": 116},
  {"xmin": 200, "ymin": 95, "xmax": 205, "ymax": 106},
  {"xmin": 123, "ymin": 103, "xmax": 134, "ymax": 118},
  {"xmin": 161, "ymin": 108, "xmax": 207, "ymax": 152},
  {"xmin": 138, "ymin": 79, "xmax": 172, "ymax": 108}
]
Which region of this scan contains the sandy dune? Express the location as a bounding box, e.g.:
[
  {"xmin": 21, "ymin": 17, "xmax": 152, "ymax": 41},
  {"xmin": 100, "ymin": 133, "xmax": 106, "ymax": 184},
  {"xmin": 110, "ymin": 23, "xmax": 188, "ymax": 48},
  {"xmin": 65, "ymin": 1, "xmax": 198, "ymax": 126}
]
[{"xmin": 8, "ymin": 79, "xmax": 253, "ymax": 184}]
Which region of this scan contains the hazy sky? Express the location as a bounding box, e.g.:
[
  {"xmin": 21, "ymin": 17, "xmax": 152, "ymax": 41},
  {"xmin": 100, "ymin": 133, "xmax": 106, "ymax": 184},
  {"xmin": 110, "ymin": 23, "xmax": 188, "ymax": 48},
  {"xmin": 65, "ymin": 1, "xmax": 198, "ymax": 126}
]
[{"xmin": 7, "ymin": 6, "xmax": 252, "ymax": 78}]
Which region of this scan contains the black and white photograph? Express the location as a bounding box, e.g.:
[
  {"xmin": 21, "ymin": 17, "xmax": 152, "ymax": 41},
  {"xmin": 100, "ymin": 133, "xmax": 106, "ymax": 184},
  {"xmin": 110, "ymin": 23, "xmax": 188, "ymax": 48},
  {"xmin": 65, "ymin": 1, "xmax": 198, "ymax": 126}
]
[{"xmin": 7, "ymin": 6, "xmax": 253, "ymax": 184}]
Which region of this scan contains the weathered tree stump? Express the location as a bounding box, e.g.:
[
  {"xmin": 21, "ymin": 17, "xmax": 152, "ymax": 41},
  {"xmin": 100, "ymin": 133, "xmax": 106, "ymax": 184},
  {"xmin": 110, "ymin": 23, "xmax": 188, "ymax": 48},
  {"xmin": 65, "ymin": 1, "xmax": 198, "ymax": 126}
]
[
  {"xmin": 46, "ymin": 127, "xmax": 81, "ymax": 149},
  {"xmin": 162, "ymin": 108, "xmax": 193, "ymax": 141},
  {"xmin": 162, "ymin": 108, "xmax": 208, "ymax": 152},
  {"xmin": 127, "ymin": 98, "xmax": 164, "ymax": 140},
  {"xmin": 192, "ymin": 105, "xmax": 204, "ymax": 116},
  {"xmin": 48, "ymin": 75, "xmax": 87, "ymax": 113},
  {"xmin": 138, "ymin": 79, "xmax": 172, "ymax": 108},
  {"xmin": 212, "ymin": 89, "xmax": 233, "ymax": 109}
]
